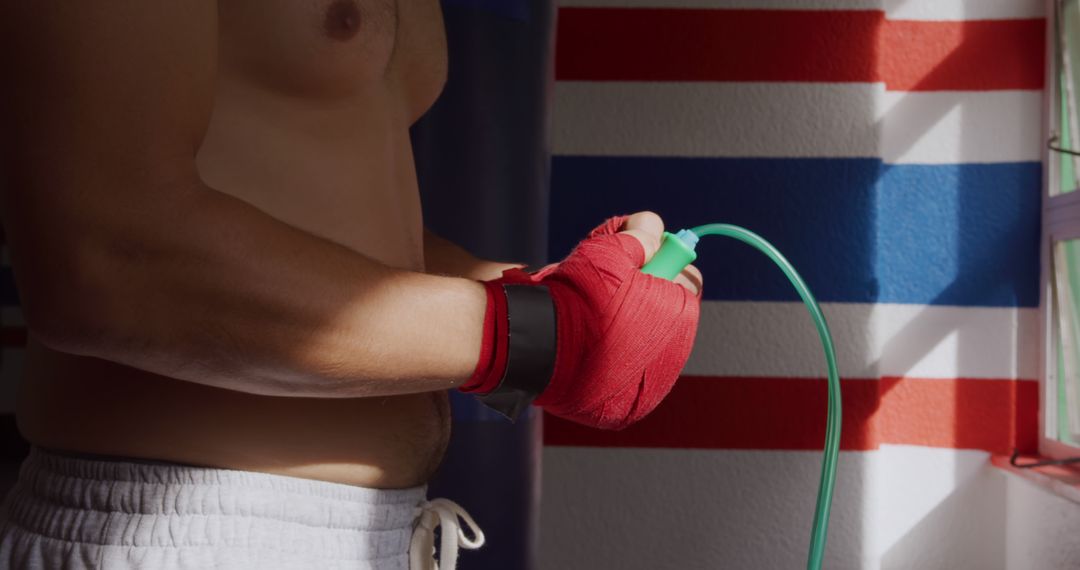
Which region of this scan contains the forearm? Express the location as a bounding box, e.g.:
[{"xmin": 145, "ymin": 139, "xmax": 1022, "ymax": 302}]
[
  {"xmin": 38, "ymin": 184, "xmax": 485, "ymax": 398},
  {"xmin": 423, "ymin": 228, "xmax": 522, "ymax": 281}
]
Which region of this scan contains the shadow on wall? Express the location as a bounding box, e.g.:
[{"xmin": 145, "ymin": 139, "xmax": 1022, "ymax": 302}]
[
  {"xmin": 870, "ymin": 7, "xmax": 1041, "ymax": 445},
  {"xmin": 881, "ymin": 450, "xmax": 1007, "ymax": 569},
  {"xmin": 875, "ymin": 4, "xmax": 1042, "ymax": 566}
]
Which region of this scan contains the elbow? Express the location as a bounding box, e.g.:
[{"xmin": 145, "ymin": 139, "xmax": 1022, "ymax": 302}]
[
  {"xmin": 21, "ymin": 279, "xmax": 113, "ymax": 358},
  {"xmin": 17, "ymin": 240, "xmax": 136, "ymax": 357},
  {"xmin": 6, "ymin": 174, "xmax": 205, "ymax": 359}
]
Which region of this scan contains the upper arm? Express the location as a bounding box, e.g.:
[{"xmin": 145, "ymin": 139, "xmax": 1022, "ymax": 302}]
[{"xmin": 0, "ymin": 1, "xmax": 218, "ymax": 339}]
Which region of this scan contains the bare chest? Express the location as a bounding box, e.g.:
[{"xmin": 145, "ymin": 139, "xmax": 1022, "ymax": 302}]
[
  {"xmin": 215, "ymin": 0, "xmax": 446, "ymax": 112},
  {"xmin": 216, "ymin": 0, "xmax": 397, "ymax": 98},
  {"xmin": 196, "ymin": 0, "xmax": 447, "ymax": 271}
]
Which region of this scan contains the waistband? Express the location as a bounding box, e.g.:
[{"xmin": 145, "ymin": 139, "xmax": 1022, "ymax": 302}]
[{"xmin": 1, "ymin": 447, "xmax": 427, "ymax": 562}]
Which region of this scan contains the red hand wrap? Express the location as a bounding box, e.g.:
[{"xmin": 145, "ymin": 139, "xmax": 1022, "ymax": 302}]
[
  {"xmin": 461, "ymin": 280, "xmax": 509, "ymax": 394},
  {"xmin": 463, "ymin": 216, "xmax": 701, "ymax": 430}
]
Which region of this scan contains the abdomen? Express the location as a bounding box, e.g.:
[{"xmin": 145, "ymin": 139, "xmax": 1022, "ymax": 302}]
[{"xmin": 18, "ymin": 339, "xmax": 451, "ymax": 488}]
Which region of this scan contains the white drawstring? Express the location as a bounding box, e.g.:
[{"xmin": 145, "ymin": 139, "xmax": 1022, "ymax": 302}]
[{"xmin": 409, "ymin": 498, "xmax": 485, "ymax": 570}]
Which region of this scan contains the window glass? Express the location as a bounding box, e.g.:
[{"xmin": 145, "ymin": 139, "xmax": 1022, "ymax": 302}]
[
  {"xmin": 1058, "ymin": 0, "xmax": 1080, "ymax": 194},
  {"xmin": 1053, "ymin": 239, "xmax": 1080, "ymax": 443}
]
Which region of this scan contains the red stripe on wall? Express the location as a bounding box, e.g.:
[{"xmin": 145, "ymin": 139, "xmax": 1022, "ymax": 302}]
[
  {"xmin": 554, "ymin": 8, "xmax": 1044, "ymax": 91},
  {"xmin": 557, "ymin": 9, "xmax": 878, "ymax": 84},
  {"xmin": 544, "ymin": 376, "xmax": 1039, "ymax": 455},
  {"xmin": 880, "ymin": 20, "xmax": 1044, "ymax": 91}
]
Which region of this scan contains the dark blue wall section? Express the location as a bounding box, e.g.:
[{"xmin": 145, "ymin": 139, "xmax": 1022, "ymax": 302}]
[
  {"xmin": 0, "ymin": 269, "xmax": 16, "ymax": 306},
  {"xmin": 411, "ymin": 1, "xmax": 555, "ymax": 569},
  {"xmin": 442, "ymin": 0, "xmax": 531, "ymax": 21},
  {"xmin": 413, "ymin": 2, "xmax": 554, "ymax": 266},
  {"xmin": 549, "ymin": 157, "xmax": 1041, "ymax": 308}
]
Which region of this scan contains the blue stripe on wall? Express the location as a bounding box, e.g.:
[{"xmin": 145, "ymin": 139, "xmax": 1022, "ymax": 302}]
[
  {"xmin": 442, "ymin": 0, "xmax": 530, "ymax": 21},
  {"xmin": 549, "ymin": 157, "xmax": 1041, "ymax": 307}
]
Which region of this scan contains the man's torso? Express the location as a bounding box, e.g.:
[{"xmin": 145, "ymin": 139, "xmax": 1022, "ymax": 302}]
[{"xmin": 16, "ymin": 0, "xmax": 452, "ymax": 489}]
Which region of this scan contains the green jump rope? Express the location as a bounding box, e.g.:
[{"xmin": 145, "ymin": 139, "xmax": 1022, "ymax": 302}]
[{"xmin": 640, "ymin": 225, "xmax": 842, "ymax": 570}]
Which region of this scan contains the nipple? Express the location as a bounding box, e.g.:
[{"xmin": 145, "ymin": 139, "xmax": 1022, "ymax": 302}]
[{"xmin": 324, "ymin": 0, "xmax": 361, "ymax": 41}]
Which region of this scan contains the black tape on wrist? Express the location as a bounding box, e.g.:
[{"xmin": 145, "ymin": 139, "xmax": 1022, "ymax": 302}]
[{"xmin": 476, "ymin": 284, "xmax": 557, "ymax": 421}]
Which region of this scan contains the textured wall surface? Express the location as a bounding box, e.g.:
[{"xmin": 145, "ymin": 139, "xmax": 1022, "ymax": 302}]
[
  {"xmin": 1004, "ymin": 471, "xmax": 1080, "ymax": 569},
  {"xmin": 541, "ymin": 1, "xmax": 1079, "ymax": 568}
]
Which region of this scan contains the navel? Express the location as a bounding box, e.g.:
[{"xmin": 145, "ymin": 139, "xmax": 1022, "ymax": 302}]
[{"xmin": 324, "ymin": 0, "xmax": 362, "ymax": 41}]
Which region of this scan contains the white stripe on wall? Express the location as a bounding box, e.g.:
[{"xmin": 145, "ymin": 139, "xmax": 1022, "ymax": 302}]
[
  {"xmin": 554, "ymin": 83, "xmax": 1042, "ymax": 164},
  {"xmin": 884, "ymin": 0, "xmax": 1044, "ymax": 20},
  {"xmin": 686, "ymin": 302, "xmax": 1037, "ymax": 380},
  {"xmin": 540, "ymin": 445, "xmax": 1005, "ymax": 570},
  {"xmin": 555, "ymin": 0, "xmax": 1045, "ymax": 20}
]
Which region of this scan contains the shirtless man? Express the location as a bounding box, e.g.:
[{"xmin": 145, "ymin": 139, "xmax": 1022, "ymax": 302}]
[{"xmin": 0, "ymin": 2, "xmax": 701, "ymax": 568}]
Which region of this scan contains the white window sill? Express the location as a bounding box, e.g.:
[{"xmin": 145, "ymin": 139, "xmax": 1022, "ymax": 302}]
[{"xmin": 993, "ymin": 454, "xmax": 1080, "ymax": 505}]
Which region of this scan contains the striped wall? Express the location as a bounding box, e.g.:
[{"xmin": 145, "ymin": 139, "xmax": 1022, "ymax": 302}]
[{"xmin": 541, "ymin": 1, "xmax": 1048, "ymax": 568}]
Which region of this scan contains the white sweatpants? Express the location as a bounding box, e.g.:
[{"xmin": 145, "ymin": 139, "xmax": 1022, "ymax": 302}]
[{"xmin": 0, "ymin": 448, "xmax": 479, "ymax": 569}]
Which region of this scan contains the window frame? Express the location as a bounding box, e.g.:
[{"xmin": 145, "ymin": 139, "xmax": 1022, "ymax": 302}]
[
  {"xmin": 1041, "ymin": 0, "xmax": 1080, "ymax": 458},
  {"xmin": 1040, "ymin": 216, "xmax": 1080, "ymax": 458}
]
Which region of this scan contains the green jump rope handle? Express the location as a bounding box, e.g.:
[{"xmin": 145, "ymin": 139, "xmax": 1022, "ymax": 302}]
[{"xmin": 641, "ymin": 231, "xmax": 698, "ymax": 280}]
